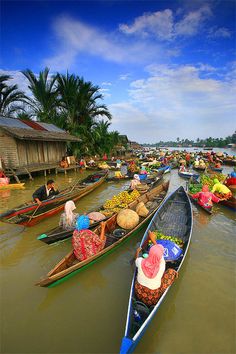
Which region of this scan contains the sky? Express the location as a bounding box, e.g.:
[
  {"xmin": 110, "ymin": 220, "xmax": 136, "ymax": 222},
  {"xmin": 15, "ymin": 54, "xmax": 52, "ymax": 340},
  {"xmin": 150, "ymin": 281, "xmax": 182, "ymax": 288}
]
[{"xmin": 0, "ymin": 0, "xmax": 235, "ymax": 143}]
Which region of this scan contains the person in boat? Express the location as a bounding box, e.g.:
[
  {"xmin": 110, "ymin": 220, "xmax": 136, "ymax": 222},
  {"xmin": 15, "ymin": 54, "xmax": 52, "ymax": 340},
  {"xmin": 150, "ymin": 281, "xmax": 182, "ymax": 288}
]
[
  {"xmin": 214, "ymin": 161, "xmax": 222, "ymax": 169},
  {"xmin": 59, "ymin": 200, "xmax": 78, "ymax": 230},
  {"xmin": 79, "ymin": 158, "xmax": 86, "ymax": 168},
  {"xmin": 88, "ymin": 157, "xmax": 96, "ymax": 166},
  {"xmin": 194, "ymin": 158, "xmax": 200, "ymax": 167},
  {"xmin": 140, "ymin": 166, "xmax": 148, "ymax": 175},
  {"xmin": 72, "ymin": 215, "xmax": 106, "ymax": 261},
  {"xmin": 225, "ymin": 171, "xmax": 236, "ymax": 187},
  {"xmin": 191, "ymin": 185, "xmax": 220, "ymax": 210},
  {"xmin": 179, "ymin": 164, "xmax": 186, "ymax": 172},
  {"xmin": 130, "ymin": 174, "xmax": 141, "ymax": 190},
  {"xmin": 116, "ymin": 158, "xmax": 122, "ymax": 168},
  {"xmin": 32, "ymin": 179, "xmax": 59, "ymax": 205},
  {"xmin": 0, "ymin": 170, "xmax": 7, "ymax": 178},
  {"xmin": 59, "ymin": 156, "xmax": 69, "ymax": 169},
  {"xmin": 211, "ymin": 179, "xmax": 232, "ymax": 200},
  {"xmin": 134, "ymin": 231, "xmax": 178, "ymax": 307}
]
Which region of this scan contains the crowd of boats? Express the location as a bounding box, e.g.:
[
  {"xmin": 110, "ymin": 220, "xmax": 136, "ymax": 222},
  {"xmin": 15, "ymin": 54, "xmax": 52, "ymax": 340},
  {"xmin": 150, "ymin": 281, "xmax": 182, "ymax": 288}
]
[{"xmin": 0, "ymin": 148, "xmax": 235, "ymax": 354}]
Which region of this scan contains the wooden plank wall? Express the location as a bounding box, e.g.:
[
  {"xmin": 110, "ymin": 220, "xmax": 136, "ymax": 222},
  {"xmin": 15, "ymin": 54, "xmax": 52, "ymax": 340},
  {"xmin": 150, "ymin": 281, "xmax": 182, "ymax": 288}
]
[{"xmin": 0, "ymin": 129, "xmax": 19, "ymax": 168}]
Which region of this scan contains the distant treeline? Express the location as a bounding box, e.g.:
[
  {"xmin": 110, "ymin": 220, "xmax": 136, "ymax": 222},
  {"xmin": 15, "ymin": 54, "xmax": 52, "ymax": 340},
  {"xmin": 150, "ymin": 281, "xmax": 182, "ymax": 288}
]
[{"xmin": 143, "ymin": 132, "xmax": 236, "ymax": 148}]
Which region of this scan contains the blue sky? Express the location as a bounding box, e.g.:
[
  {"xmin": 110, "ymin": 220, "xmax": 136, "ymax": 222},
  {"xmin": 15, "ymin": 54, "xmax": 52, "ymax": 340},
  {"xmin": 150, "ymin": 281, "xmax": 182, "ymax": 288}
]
[{"xmin": 1, "ymin": 0, "xmax": 235, "ymax": 143}]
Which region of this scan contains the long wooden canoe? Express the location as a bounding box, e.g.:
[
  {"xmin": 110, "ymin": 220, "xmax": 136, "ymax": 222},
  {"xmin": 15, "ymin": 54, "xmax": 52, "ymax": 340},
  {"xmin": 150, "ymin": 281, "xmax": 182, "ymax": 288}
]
[
  {"xmin": 35, "ymin": 180, "xmax": 169, "ymax": 287},
  {"xmin": 178, "ymin": 170, "xmax": 199, "ymax": 179},
  {"xmin": 0, "ymin": 171, "xmax": 108, "ymax": 226},
  {"xmin": 37, "ymin": 175, "xmax": 164, "ymax": 244},
  {"xmin": 119, "ymin": 186, "xmax": 193, "ymax": 354}
]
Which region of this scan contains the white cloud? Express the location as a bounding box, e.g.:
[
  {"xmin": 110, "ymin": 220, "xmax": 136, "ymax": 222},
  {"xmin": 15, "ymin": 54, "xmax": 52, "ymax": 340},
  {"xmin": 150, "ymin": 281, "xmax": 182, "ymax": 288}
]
[
  {"xmin": 101, "ymin": 82, "xmax": 112, "ymax": 86},
  {"xmin": 119, "ymin": 73, "xmax": 131, "ymax": 81},
  {"xmin": 0, "ymin": 70, "xmax": 31, "ymax": 96},
  {"xmin": 119, "ymin": 5, "xmax": 212, "ymax": 40},
  {"xmin": 208, "ymin": 27, "xmax": 231, "ymax": 38},
  {"xmin": 119, "ymin": 9, "xmax": 174, "ymax": 40},
  {"xmin": 44, "ymin": 16, "xmax": 171, "ymax": 71},
  {"xmin": 109, "ymin": 63, "xmax": 236, "ymax": 142},
  {"xmin": 174, "ymin": 5, "xmax": 212, "ymax": 36},
  {"xmin": 99, "ymin": 88, "xmax": 111, "ymax": 98}
]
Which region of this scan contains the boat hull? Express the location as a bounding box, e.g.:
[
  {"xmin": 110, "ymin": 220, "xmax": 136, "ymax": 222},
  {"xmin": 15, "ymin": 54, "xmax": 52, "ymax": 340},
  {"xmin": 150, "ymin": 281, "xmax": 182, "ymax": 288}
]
[
  {"xmin": 120, "ymin": 186, "xmax": 193, "ymax": 354},
  {"xmin": 35, "ymin": 181, "xmax": 170, "ymax": 287},
  {"xmin": 0, "ymin": 172, "xmax": 108, "ymax": 226}
]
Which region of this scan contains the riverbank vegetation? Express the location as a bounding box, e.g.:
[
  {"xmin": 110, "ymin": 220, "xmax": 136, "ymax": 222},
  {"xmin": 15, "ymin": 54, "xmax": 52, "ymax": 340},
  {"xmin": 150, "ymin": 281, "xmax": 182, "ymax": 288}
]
[
  {"xmin": 144, "ymin": 134, "xmax": 236, "ymax": 148},
  {"xmin": 0, "ymin": 69, "xmax": 121, "ymax": 157}
]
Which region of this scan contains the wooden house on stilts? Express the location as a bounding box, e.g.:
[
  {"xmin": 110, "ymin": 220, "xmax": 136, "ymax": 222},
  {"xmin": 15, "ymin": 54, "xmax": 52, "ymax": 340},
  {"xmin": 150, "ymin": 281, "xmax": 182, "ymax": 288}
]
[{"xmin": 0, "ymin": 117, "xmax": 80, "ymax": 181}]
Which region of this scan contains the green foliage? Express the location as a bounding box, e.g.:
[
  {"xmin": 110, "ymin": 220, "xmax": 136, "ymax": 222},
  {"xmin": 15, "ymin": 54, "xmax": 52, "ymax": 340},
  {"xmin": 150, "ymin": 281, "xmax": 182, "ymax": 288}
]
[{"xmin": 0, "ymin": 75, "xmax": 27, "ymax": 117}]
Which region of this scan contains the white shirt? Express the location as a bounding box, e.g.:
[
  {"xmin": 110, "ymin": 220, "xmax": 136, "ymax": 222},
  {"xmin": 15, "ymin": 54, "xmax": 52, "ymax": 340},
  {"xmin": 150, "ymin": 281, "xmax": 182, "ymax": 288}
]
[{"xmin": 135, "ymin": 256, "xmax": 166, "ymax": 290}]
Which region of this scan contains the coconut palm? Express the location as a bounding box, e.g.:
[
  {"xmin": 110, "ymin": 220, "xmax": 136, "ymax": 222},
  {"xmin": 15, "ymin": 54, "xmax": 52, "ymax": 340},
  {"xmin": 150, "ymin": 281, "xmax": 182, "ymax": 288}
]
[
  {"xmin": 0, "ymin": 75, "xmax": 27, "ymax": 117},
  {"xmin": 21, "ymin": 67, "xmax": 58, "ymax": 122}
]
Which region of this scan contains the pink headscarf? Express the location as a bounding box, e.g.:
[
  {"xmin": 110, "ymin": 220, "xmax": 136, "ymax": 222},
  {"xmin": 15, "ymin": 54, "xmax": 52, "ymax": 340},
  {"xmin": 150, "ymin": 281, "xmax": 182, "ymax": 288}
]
[{"xmin": 141, "ymin": 244, "xmax": 164, "ymax": 278}]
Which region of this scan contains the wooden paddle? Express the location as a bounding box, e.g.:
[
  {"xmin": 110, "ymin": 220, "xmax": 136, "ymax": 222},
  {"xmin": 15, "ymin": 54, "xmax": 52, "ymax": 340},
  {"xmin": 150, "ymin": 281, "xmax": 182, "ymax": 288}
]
[{"xmin": 25, "ymin": 204, "xmax": 41, "ymax": 226}]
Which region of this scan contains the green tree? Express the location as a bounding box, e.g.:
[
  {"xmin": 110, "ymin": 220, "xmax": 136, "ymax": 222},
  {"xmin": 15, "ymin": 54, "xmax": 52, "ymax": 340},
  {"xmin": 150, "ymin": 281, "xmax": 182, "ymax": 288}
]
[
  {"xmin": 0, "ymin": 75, "xmax": 27, "ymax": 117},
  {"xmin": 21, "ymin": 67, "xmax": 58, "ymax": 122}
]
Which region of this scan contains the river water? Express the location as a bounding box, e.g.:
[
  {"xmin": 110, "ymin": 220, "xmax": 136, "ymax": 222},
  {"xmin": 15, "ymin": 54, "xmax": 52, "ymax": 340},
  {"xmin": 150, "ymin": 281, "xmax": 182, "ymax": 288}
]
[{"xmin": 0, "ymin": 162, "xmax": 235, "ymax": 354}]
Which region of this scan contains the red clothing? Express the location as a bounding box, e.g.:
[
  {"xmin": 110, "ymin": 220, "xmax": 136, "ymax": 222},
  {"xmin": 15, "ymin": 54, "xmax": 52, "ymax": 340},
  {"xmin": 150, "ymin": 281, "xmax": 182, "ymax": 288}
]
[
  {"xmin": 225, "ymin": 177, "xmax": 236, "ymax": 186},
  {"xmin": 185, "ymin": 153, "xmax": 191, "ymax": 161},
  {"xmin": 192, "ymin": 191, "xmax": 220, "ymax": 208}
]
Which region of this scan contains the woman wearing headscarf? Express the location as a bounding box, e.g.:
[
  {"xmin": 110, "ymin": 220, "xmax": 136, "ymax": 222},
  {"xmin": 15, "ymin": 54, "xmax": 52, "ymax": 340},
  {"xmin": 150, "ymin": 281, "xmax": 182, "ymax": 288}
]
[
  {"xmin": 59, "ymin": 200, "xmax": 78, "ymax": 230},
  {"xmin": 211, "ymin": 179, "xmax": 232, "ymax": 200},
  {"xmin": 191, "ymin": 185, "xmax": 220, "ymax": 210},
  {"xmin": 72, "ymin": 216, "xmax": 106, "ymax": 261},
  {"xmin": 130, "ymin": 174, "xmax": 141, "ymax": 190},
  {"xmin": 134, "ymin": 231, "xmax": 178, "ymax": 306}
]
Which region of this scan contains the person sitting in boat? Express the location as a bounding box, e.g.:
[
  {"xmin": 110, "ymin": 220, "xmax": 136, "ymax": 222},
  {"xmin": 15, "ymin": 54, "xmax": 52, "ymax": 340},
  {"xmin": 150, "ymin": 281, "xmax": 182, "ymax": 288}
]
[
  {"xmin": 194, "ymin": 158, "xmax": 200, "ymax": 167},
  {"xmin": 79, "ymin": 158, "xmax": 86, "ymax": 168},
  {"xmin": 59, "ymin": 156, "xmax": 69, "ymax": 169},
  {"xmin": 116, "ymin": 159, "xmax": 122, "ymax": 168},
  {"xmin": 211, "ymin": 179, "xmax": 232, "ymax": 200},
  {"xmin": 32, "ymin": 179, "xmax": 59, "ymax": 205},
  {"xmin": 199, "ymin": 159, "xmax": 206, "ymax": 168},
  {"xmin": 130, "ymin": 174, "xmax": 141, "ymax": 190},
  {"xmin": 134, "ymin": 231, "xmax": 178, "ymax": 307},
  {"xmin": 225, "ymin": 171, "xmax": 236, "ymax": 187},
  {"xmin": 88, "ymin": 157, "xmax": 96, "ymax": 166},
  {"xmin": 140, "ymin": 166, "xmax": 148, "ymax": 175},
  {"xmin": 214, "ymin": 161, "xmax": 222, "ymax": 169},
  {"xmin": 191, "ymin": 185, "xmax": 220, "ymax": 210},
  {"xmin": 59, "ymin": 200, "xmax": 78, "ymax": 230},
  {"xmin": 179, "ymin": 164, "xmax": 186, "ymax": 172},
  {"xmin": 72, "ymin": 216, "xmax": 106, "ymax": 261},
  {"xmin": 114, "ymin": 171, "xmax": 123, "ymax": 178}
]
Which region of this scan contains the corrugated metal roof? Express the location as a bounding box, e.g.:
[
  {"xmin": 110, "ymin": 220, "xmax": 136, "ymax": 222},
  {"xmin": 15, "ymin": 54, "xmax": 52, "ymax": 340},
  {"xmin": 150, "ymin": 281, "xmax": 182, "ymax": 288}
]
[
  {"xmin": 38, "ymin": 122, "xmax": 65, "ymax": 133},
  {"xmin": 0, "ymin": 116, "xmax": 34, "ymax": 130},
  {"xmin": 20, "ymin": 119, "xmax": 47, "ymax": 131}
]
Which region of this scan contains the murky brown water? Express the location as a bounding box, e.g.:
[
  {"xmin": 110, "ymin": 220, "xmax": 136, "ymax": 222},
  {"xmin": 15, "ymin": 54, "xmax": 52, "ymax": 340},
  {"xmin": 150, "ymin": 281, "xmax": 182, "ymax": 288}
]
[{"xmin": 0, "ymin": 167, "xmax": 235, "ymax": 354}]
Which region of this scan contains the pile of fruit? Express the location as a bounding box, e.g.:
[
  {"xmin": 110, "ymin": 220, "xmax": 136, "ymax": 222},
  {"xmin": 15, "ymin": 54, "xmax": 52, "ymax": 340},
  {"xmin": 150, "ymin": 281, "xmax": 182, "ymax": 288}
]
[
  {"xmin": 98, "ymin": 162, "xmax": 110, "ymax": 169},
  {"xmin": 150, "ymin": 231, "xmax": 184, "ymax": 247},
  {"xmin": 188, "ymin": 183, "xmax": 202, "ymax": 194},
  {"xmin": 100, "ymin": 190, "xmax": 140, "ymax": 216},
  {"xmin": 200, "ymin": 173, "xmax": 226, "ymax": 189}
]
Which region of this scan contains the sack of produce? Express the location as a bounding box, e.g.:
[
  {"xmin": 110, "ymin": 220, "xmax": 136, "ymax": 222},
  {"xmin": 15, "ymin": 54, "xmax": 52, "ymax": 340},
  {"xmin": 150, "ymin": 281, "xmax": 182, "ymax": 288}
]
[
  {"xmin": 136, "ymin": 202, "xmax": 149, "ymax": 217},
  {"xmin": 117, "ymin": 209, "xmax": 139, "ymax": 229}
]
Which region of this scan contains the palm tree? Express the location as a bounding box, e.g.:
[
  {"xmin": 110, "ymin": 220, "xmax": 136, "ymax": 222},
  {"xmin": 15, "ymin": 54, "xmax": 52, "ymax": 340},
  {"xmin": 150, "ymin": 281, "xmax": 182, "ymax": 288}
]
[
  {"xmin": 0, "ymin": 75, "xmax": 27, "ymax": 117},
  {"xmin": 56, "ymin": 73, "xmax": 112, "ymax": 131},
  {"xmin": 21, "ymin": 67, "xmax": 58, "ymax": 122}
]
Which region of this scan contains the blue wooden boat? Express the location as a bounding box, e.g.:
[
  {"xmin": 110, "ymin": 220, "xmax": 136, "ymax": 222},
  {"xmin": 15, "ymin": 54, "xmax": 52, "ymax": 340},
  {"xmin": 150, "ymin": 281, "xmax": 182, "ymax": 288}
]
[
  {"xmin": 178, "ymin": 170, "xmax": 199, "ymax": 179},
  {"xmin": 119, "ymin": 186, "xmax": 193, "ymax": 354}
]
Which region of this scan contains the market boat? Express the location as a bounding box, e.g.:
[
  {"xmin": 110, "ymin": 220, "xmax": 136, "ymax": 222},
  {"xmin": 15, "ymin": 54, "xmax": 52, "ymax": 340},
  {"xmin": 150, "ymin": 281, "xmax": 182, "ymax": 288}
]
[
  {"xmin": 187, "ymin": 181, "xmax": 212, "ymax": 215},
  {"xmin": 178, "ymin": 170, "xmax": 199, "ymax": 179},
  {"xmin": 219, "ymin": 196, "xmax": 236, "ymax": 212},
  {"xmin": 208, "ymin": 166, "xmax": 223, "ymax": 173},
  {"xmin": 0, "ymin": 171, "xmax": 108, "ymax": 226},
  {"xmin": 35, "ymin": 180, "xmax": 170, "ymax": 287},
  {"xmin": 0, "ymin": 182, "xmax": 25, "ymax": 190},
  {"xmin": 119, "ymin": 186, "xmax": 193, "ymax": 354},
  {"xmin": 37, "ymin": 175, "xmax": 164, "ymax": 244}
]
